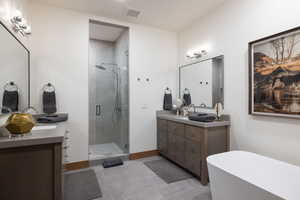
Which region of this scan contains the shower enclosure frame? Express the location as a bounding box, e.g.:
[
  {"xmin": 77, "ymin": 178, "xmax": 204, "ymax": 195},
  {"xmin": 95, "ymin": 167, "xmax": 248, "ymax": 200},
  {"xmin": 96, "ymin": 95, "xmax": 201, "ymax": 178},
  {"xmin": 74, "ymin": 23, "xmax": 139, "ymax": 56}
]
[{"xmin": 88, "ymin": 19, "xmax": 130, "ymax": 160}]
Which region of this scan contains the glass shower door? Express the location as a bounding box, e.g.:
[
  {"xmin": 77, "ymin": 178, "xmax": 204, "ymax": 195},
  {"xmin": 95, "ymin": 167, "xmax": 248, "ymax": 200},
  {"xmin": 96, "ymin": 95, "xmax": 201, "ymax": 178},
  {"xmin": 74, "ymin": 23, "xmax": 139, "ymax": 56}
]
[
  {"xmin": 88, "ymin": 27, "xmax": 129, "ymax": 160},
  {"xmin": 89, "ymin": 46, "xmax": 129, "ymax": 160}
]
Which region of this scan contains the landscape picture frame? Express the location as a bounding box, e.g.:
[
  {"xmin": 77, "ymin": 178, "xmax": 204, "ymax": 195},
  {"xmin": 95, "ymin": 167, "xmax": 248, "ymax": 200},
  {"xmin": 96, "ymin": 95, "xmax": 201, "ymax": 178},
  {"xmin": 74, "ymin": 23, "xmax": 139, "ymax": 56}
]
[{"xmin": 249, "ymin": 26, "xmax": 300, "ymax": 118}]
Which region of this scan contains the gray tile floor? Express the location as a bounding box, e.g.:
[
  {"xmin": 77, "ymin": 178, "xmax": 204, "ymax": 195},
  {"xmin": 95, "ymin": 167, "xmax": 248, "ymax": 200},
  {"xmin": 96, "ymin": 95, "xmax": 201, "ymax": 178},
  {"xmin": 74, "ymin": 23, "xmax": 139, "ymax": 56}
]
[
  {"xmin": 89, "ymin": 143, "xmax": 125, "ymax": 160},
  {"xmin": 92, "ymin": 156, "xmax": 211, "ymax": 200}
]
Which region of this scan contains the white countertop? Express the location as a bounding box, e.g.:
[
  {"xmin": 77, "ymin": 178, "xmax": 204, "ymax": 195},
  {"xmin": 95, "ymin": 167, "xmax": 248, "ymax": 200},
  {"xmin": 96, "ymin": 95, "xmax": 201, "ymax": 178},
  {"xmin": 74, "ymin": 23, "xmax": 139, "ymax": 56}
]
[
  {"xmin": 157, "ymin": 111, "xmax": 230, "ymax": 128},
  {"xmin": 0, "ymin": 125, "xmax": 64, "ymax": 149}
]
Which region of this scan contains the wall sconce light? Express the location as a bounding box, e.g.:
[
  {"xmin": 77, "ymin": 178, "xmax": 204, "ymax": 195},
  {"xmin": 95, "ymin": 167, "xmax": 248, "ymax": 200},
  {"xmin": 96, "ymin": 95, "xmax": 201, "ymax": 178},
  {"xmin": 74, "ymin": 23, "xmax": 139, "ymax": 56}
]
[
  {"xmin": 10, "ymin": 10, "xmax": 31, "ymax": 36},
  {"xmin": 186, "ymin": 49, "xmax": 207, "ymax": 59}
]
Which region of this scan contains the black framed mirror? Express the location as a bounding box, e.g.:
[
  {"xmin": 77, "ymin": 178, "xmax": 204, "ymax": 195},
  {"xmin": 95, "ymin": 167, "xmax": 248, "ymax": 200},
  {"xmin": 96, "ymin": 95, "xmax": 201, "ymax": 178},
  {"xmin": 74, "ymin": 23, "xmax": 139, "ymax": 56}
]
[
  {"xmin": 179, "ymin": 55, "xmax": 224, "ymax": 109},
  {"xmin": 0, "ymin": 21, "xmax": 30, "ymax": 113}
]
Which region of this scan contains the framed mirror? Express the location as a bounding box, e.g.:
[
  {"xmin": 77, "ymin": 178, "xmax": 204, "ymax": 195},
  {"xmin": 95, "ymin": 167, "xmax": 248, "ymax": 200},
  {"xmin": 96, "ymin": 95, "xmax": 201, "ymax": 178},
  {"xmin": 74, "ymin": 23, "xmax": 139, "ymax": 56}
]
[
  {"xmin": 0, "ymin": 22, "xmax": 30, "ymax": 113},
  {"xmin": 179, "ymin": 55, "xmax": 224, "ymax": 109}
]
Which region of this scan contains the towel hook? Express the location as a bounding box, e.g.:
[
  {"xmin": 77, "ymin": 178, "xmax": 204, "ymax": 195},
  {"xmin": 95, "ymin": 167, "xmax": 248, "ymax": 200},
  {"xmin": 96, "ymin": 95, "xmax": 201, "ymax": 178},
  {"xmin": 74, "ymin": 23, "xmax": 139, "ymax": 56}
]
[
  {"xmin": 42, "ymin": 83, "xmax": 56, "ymax": 92},
  {"xmin": 183, "ymin": 88, "xmax": 190, "ymax": 94},
  {"xmin": 165, "ymin": 87, "xmax": 172, "ymax": 94},
  {"xmin": 3, "ymin": 81, "xmax": 19, "ymax": 92}
]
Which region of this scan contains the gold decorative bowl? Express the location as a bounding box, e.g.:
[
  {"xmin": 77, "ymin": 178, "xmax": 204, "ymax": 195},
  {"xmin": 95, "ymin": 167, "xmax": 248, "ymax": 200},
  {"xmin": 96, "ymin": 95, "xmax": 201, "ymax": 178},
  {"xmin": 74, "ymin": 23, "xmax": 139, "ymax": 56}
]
[{"xmin": 5, "ymin": 113, "xmax": 36, "ymax": 135}]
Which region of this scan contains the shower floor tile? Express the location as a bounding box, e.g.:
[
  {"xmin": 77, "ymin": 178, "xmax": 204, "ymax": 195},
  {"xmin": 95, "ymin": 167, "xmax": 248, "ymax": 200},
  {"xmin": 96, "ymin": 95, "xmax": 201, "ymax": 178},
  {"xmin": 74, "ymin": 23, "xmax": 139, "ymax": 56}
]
[{"xmin": 89, "ymin": 143, "xmax": 125, "ymax": 160}]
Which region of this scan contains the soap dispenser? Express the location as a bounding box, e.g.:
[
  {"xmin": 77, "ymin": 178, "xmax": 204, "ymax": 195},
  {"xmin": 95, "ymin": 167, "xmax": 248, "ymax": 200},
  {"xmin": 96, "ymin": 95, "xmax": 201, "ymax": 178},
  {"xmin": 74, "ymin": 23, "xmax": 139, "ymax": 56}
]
[{"xmin": 214, "ymin": 102, "xmax": 223, "ymax": 121}]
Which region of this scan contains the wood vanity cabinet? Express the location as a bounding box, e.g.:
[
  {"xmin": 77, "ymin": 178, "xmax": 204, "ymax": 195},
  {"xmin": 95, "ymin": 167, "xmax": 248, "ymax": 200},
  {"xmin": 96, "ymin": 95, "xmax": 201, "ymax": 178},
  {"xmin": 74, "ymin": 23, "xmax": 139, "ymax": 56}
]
[
  {"xmin": 0, "ymin": 143, "xmax": 63, "ymax": 200},
  {"xmin": 157, "ymin": 118, "xmax": 229, "ymax": 185},
  {"xmin": 157, "ymin": 119, "xmax": 168, "ymax": 156}
]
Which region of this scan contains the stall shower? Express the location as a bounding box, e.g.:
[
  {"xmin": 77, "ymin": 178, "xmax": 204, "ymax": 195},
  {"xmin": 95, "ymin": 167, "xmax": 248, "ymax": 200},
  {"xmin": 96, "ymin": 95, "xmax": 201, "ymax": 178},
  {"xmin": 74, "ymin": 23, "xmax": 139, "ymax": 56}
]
[{"xmin": 88, "ymin": 21, "xmax": 129, "ymax": 160}]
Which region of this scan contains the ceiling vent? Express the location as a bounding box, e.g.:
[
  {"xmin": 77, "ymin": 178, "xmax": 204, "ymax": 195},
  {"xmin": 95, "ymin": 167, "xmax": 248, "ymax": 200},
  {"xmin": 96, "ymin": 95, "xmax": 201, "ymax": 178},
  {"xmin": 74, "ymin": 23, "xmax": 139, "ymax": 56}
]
[{"xmin": 127, "ymin": 9, "xmax": 141, "ymax": 18}]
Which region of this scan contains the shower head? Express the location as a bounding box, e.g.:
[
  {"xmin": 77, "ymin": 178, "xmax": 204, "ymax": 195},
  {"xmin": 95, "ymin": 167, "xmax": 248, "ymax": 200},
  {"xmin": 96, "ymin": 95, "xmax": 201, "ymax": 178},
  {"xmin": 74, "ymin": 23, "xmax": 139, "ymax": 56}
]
[
  {"xmin": 95, "ymin": 63, "xmax": 118, "ymax": 70},
  {"xmin": 95, "ymin": 65, "xmax": 107, "ymax": 70}
]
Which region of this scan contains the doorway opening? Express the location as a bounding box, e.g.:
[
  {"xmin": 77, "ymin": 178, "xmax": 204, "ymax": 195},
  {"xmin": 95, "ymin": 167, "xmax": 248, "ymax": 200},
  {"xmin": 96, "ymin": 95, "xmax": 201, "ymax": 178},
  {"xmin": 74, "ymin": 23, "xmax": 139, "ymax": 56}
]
[{"xmin": 88, "ymin": 20, "xmax": 129, "ymax": 160}]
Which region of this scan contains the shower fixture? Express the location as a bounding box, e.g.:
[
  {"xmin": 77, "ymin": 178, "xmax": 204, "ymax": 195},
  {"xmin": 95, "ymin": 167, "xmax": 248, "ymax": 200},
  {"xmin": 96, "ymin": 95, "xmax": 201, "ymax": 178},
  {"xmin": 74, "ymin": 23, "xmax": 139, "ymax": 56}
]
[
  {"xmin": 95, "ymin": 62, "xmax": 122, "ymax": 124},
  {"xmin": 95, "ymin": 65, "xmax": 107, "ymax": 70},
  {"xmin": 95, "ymin": 63, "xmax": 118, "ymax": 71}
]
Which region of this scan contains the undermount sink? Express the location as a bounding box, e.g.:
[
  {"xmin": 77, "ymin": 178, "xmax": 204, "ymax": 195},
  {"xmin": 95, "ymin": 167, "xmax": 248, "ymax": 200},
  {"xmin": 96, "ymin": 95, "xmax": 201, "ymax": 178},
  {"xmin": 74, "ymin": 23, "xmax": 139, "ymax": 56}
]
[
  {"xmin": 177, "ymin": 116, "xmax": 189, "ymax": 120},
  {"xmin": 32, "ymin": 125, "xmax": 57, "ymax": 131},
  {"xmin": 188, "ymin": 112, "xmax": 216, "ymax": 122}
]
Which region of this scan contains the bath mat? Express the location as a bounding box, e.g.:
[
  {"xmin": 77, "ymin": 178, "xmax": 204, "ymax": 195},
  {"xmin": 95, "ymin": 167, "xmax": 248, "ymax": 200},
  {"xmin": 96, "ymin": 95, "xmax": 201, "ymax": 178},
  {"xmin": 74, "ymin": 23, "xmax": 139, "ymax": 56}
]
[
  {"xmin": 144, "ymin": 159, "xmax": 193, "ymax": 183},
  {"xmin": 64, "ymin": 169, "xmax": 102, "ymax": 200}
]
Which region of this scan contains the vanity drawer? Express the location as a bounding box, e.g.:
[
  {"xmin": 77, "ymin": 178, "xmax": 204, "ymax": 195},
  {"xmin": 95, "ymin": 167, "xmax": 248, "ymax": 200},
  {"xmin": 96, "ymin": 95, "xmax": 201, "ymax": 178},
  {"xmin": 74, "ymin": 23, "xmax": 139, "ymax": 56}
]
[
  {"xmin": 157, "ymin": 119, "xmax": 168, "ymax": 132},
  {"xmin": 158, "ymin": 135, "xmax": 168, "ymax": 156},
  {"xmin": 157, "ymin": 119, "xmax": 168, "ymax": 156},
  {"xmin": 167, "ymin": 132, "xmax": 176, "ymax": 160},
  {"xmin": 174, "ymin": 135, "xmax": 185, "ymax": 166},
  {"xmin": 168, "ymin": 121, "xmax": 184, "ymax": 137},
  {"xmin": 185, "ymin": 126, "xmax": 204, "ymax": 142},
  {"xmin": 185, "ymin": 139, "xmax": 201, "ymax": 176}
]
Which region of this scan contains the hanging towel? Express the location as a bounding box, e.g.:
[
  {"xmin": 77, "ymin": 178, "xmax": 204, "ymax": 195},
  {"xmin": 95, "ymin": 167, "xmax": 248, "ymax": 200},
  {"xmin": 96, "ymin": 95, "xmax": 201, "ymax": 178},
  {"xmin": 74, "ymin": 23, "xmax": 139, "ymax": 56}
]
[
  {"xmin": 2, "ymin": 90, "xmax": 18, "ymax": 113},
  {"xmin": 183, "ymin": 93, "xmax": 192, "ymax": 106},
  {"xmin": 36, "ymin": 113, "xmax": 68, "ymax": 123},
  {"xmin": 163, "ymin": 93, "xmax": 173, "ymax": 110},
  {"xmin": 43, "ymin": 91, "xmax": 57, "ymax": 114}
]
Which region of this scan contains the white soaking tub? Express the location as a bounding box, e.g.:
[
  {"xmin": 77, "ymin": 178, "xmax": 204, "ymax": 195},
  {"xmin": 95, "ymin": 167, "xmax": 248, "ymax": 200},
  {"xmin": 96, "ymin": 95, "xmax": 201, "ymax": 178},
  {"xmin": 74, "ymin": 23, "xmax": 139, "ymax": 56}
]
[{"xmin": 207, "ymin": 151, "xmax": 300, "ymax": 200}]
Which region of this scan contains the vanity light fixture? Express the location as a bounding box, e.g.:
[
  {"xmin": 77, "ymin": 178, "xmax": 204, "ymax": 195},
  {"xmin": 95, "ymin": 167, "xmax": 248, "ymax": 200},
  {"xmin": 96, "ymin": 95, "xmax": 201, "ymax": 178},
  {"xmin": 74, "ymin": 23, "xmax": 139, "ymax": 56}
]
[
  {"xmin": 11, "ymin": 10, "xmax": 22, "ymax": 23},
  {"xmin": 186, "ymin": 49, "xmax": 207, "ymax": 59},
  {"xmin": 10, "ymin": 10, "xmax": 31, "ymax": 36}
]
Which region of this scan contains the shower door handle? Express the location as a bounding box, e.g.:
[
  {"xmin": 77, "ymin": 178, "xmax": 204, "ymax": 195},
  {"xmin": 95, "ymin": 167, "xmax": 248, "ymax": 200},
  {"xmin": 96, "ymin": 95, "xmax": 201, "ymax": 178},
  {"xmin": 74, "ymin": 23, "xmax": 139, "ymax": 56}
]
[
  {"xmin": 96, "ymin": 105, "xmax": 100, "ymax": 116},
  {"xmin": 96, "ymin": 105, "xmax": 101, "ymax": 116}
]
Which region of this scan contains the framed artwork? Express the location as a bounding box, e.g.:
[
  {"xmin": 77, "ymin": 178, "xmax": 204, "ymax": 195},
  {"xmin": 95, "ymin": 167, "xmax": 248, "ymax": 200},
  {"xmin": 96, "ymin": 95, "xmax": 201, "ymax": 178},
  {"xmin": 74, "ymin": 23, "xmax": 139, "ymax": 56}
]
[{"xmin": 249, "ymin": 27, "xmax": 300, "ymax": 118}]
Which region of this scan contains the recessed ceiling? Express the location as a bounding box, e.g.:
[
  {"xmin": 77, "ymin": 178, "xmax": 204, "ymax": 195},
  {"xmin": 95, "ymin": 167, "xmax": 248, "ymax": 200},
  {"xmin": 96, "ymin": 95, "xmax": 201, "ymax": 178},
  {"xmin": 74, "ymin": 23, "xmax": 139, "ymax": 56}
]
[
  {"xmin": 89, "ymin": 22, "xmax": 126, "ymax": 42},
  {"xmin": 30, "ymin": 0, "xmax": 226, "ymax": 31}
]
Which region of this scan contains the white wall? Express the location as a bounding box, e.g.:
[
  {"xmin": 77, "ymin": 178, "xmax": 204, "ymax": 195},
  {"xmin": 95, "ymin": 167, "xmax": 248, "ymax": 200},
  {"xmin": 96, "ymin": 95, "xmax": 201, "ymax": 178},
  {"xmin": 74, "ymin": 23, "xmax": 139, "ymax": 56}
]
[
  {"xmin": 179, "ymin": 0, "xmax": 300, "ymax": 166},
  {"xmin": 29, "ymin": 2, "xmax": 177, "ymax": 162},
  {"xmin": 129, "ymin": 25, "xmax": 177, "ymax": 153},
  {"xmin": 29, "ymin": 4, "xmax": 89, "ymax": 162}
]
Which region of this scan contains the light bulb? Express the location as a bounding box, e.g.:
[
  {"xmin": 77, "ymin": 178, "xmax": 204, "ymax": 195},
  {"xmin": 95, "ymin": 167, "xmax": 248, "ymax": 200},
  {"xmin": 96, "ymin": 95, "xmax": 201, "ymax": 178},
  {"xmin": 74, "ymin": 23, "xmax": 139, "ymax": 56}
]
[
  {"xmin": 13, "ymin": 10, "xmax": 23, "ymax": 22},
  {"xmin": 24, "ymin": 25, "xmax": 31, "ymax": 35}
]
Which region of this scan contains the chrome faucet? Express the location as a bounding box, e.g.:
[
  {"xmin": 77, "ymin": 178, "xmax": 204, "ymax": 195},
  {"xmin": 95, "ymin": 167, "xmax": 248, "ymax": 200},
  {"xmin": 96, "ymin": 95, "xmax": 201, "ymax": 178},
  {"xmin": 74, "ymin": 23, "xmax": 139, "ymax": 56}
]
[
  {"xmin": 200, "ymin": 103, "xmax": 207, "ymax": 108},
  {"xmin": 188, "ymin": 103, "xmax": 207, "ymax": 113},
  {"xmin": 188, "ymin": 104, "xmax": 196, "ymax": 113}
]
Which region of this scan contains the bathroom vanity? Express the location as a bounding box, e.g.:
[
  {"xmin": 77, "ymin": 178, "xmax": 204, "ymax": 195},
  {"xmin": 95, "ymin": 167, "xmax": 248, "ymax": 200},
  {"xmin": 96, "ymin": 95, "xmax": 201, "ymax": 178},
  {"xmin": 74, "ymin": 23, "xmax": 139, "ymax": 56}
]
[
  {"xmin": 157, "ymin": 111, "xmax": 230, "ymax": 185},
  {"xmin": 0, "ymin": 126, "xmax": 65, "ymax": 200}
]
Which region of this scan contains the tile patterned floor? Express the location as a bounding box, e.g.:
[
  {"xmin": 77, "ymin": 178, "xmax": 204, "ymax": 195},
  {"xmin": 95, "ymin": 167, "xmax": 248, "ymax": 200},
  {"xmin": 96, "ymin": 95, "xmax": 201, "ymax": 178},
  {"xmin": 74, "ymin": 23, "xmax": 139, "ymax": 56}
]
[
  {"xmin": 89, "ymin": 143, "xmax": 125, "ymax": 160},
  {"xmin": 92, "ymin": 156, "xmax": 211, "ymax": 200}
]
